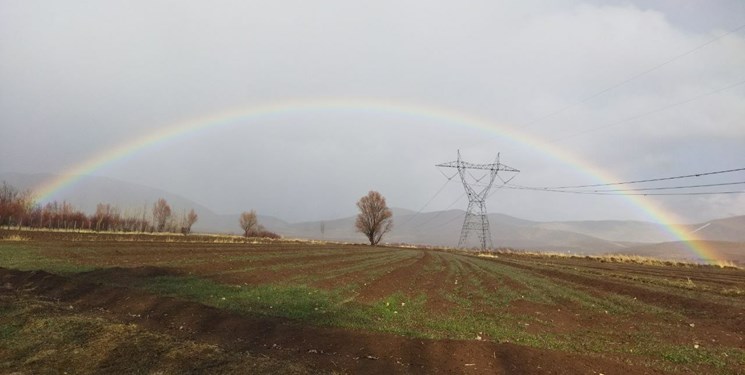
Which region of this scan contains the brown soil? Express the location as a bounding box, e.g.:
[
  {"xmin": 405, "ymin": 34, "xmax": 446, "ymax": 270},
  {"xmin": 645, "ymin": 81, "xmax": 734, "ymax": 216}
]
[
  {"xmin": 492, "ymin": 256, "xmax": 745, "ymax": 337},
  {"xmin": 355, "ymin": 251, "xmax": 430, "ymax": 302},
  {"xmin": 0, "ymin": 267, "xmax": 665, "ymax": 374},
  {"xmin": 312, "ymin": 251, "xmax": 421, "ymax": 290},
  {"xmin": 506, "ymin": 299, "xmax": 586, "ymax": 335},
  {"xmin": 354, "ymin": 252, "xmax": 461, "ymax": 312},
  {"xmin": 208, "ymin": 250, "xmax": 396, "ymax": 286}
]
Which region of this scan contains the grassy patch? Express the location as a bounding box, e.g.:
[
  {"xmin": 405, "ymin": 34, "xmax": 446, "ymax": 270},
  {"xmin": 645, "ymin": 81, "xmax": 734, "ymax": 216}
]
[
  {"xmin": 129, "ymin": 274, "xmax": 599, "ymax": 349},
  {"xmin": 139, "ymin": 275, "xmax": 430, "ymax": 336},
  {"xmin": 0, "ymin": 294, "xmax": 314, "ymax": 374},
  {"xmin": 642, "ymin": 343, "xmax": 745, "ymax": 375},
  {"xmin": 0, "ymin": 243, "xmax": 94, "ymax": 274}
]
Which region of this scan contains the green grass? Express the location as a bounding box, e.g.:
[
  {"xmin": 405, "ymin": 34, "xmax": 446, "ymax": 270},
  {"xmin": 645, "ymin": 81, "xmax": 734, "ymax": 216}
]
[
  {"xmin": 0, "ymin": 243, "xmax": 94, "ymax": 274},
  {"xmin": 638, "ymin": 342, "xmax": 745, "ymax": 375},
  {"xmin": 137, "ymin": 275, "xmax": 430, "ymax": 337},
  {"xmin": 0, "ymin": 294, "xmax": 315, "ymax": 374}
]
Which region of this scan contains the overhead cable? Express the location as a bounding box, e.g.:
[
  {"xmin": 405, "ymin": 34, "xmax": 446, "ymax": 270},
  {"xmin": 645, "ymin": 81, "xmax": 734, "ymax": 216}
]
[
  {"xmin": 521, "ymin": 22, "xmax": 745, "ymax": 129},
  {"xmin": 505, "ymin": 185, "xmax": 745, "ymax": 196},
  {"xmin": 547, "ymin": 78, "xmax": 745, "ymax": 144},
  {"xmin": 578, "ymin": 181, "xmax": 745, "ymax": 193},
  {"xmin": 536, "ymin": 167, "xmax": 745, "ymax": 189}
]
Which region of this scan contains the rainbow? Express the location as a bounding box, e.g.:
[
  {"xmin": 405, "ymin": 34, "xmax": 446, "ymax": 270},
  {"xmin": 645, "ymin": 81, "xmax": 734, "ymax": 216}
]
[{"xmin": 30, "ymin": 98, "xmax": 720, "ymax": 263}]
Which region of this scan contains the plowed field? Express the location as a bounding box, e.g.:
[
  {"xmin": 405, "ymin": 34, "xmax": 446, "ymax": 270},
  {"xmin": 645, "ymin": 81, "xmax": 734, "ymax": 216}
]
[{"xmin": 0, "ymin": 229, "xmax": 743, "ymax": 374}]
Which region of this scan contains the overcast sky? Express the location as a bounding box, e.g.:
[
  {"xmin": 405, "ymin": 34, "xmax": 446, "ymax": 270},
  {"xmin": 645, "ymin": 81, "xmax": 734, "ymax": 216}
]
[{"xmin": 1, "ymin": 0, "xmax": 744, "ymax": 224}]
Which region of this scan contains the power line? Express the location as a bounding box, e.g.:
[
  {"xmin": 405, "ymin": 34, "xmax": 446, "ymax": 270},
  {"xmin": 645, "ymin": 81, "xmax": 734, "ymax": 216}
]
[
  {"xmin": 428, "ymin": 211, "xmax": 466, "ymax": 231},
  {"xmin": 537, "ymin": 167, "xmax": 745, "ymax": 189},
  {"xmin": 401, "ymin": 175, "xmax": 456, "ymax": 225},
  {"xmin": 582, "ymin": 181, "xmax": 745, "ymax": 193},
  {"xmin": 505, "ymin": 185, "xmax": 745, "ymax": 196},
  {"xmin": 612, "ymin": 191, "xmax": 745, "ymax": 196},
  {"xmin": 412, "ymin": 192, "xmax": 466, "ymax": 230},
  {"xmin": 520, "ymin": 22, "xmax": 745, "ymax": 130},
  {"xmin": 463, "ymin": 22, "xmax": 745, "ymax": 155},
  {"xmin": 423, "ymin": 179, "xmax": 744, "ymax": 229},
  {"xmin": 546, "ymin": 78, "xmax": 745, "ymax": 145}
]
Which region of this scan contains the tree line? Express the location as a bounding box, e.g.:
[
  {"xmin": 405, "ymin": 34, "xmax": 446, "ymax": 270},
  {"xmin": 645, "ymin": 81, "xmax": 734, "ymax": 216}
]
[
  {"xmin": 2, "ymin": 181, "xmax": 393, "ymax": 243},
  {"xmin": 0, "ymin": 181, "xmax": 198, "ymax": 233}
]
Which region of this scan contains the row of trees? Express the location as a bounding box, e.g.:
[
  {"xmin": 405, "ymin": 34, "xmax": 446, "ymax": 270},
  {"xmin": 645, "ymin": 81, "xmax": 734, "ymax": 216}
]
[
  {"xmin": 3, "ymin": 181, "xmax": 392, "ymax": 244},
  {"xmin": 0, "ymin": 182, "xmax": 198, "ymax": 233}
]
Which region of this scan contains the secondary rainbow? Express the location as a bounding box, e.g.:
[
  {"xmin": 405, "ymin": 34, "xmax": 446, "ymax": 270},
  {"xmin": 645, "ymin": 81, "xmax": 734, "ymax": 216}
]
[{"xmin": 31, "ymin": 98, "xmax": 720, "ymax": 263}]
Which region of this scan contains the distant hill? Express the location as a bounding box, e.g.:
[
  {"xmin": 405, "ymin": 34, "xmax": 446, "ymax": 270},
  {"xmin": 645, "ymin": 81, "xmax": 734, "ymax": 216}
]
[
  {"xmin": 283, "ymin": 209, "xmax": 630, "ymax": 254},
  {"xmin": 533, "ymin": 220, "xmax": 676, "ymax": 243},
  {"xmin": 685, "ymin": 216, "xmax": 745, "ymax": 242},
  {"xmin": 2, "ymin": 172, "xmax": 744, "ymax": 262},
  {"xmin": 532, "ymin": 216, "xmax": 745, "ymax": 244}
]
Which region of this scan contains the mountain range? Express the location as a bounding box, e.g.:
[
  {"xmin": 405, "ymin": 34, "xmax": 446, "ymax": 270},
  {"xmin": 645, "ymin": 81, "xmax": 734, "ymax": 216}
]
[{"xmin": 2, "ymin": 172, "xmax": 743, "ymax": 263}]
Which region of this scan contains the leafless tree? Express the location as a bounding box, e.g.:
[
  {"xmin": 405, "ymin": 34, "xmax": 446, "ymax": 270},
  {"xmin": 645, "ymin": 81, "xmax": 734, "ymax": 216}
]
[
  {"xmin": 152, "ymin": 198, "xmax": 172, "ymax": 232},
  {"xmin": 93, "ymin": 203, "xmax": 114, "ymax": 231},
  {"xmin": 239, "ymin": 210, "xmax": 258, "ymax": 237},
  {"xmin": 0, "ymin": 181, "xmax": 34, "ymax": 228},
  {"xmin": 182, "ymin": 209, "xmax": 198, "ymax": 235},
  {"xmin": 355, "ymin": 191, "xmax": 393, "ymax": 246}
]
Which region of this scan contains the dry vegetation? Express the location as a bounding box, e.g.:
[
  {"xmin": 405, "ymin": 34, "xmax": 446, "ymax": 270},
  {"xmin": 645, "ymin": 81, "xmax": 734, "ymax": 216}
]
[{"xmin": 476, "ymin": 249, "xmax": 743, "ymax": 270}]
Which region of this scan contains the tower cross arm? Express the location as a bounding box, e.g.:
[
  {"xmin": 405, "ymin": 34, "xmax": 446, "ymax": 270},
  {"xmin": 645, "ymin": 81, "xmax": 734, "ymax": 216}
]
[{"xmin": 436, "ymin": 160, "xmax": 520, "ymax": 172}]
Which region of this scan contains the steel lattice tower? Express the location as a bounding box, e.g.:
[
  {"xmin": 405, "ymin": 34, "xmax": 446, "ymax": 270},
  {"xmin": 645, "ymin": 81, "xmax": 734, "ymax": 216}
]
[{"xmin": 437, "ymin": 151, "xmax": 519, "ymax": 250}]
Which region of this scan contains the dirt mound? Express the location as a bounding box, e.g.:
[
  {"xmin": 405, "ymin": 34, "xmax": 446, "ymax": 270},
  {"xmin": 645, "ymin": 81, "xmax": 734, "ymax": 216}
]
[{"xmin": 0, "ymin": 267, "xmax": 661, "ymax": 374}]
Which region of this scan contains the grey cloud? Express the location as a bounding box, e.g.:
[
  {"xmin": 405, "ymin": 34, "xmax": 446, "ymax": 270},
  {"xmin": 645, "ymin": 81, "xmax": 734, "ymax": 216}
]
[{"xmin": 1, "ymin": 0, "xmax": 743, "ymax": 223}]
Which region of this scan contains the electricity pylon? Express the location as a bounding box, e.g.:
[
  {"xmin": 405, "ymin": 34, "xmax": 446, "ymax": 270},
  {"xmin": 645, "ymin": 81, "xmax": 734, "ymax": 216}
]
[{"xmin": 436, "ymin": 151, "xmax": 519, "ymax": 250}]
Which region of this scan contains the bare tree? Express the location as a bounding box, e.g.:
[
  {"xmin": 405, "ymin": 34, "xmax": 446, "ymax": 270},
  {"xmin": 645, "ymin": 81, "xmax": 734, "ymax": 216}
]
[
  {"xmin": 239, "ymin": 210, "xmax": 258, "ymax": 237},
  {"xmin": 182, "ymin": 209, "xmax": 198, "ymax": 235},
  {"xmin": 0, "ymin": 181, "xmax": 34, "ymax": 228},
  {"xmin": 93, "ymin": 203, "xmax": 113, "ymax": 231},
  {"xmin": 152, "ymin": 198, "xmax": 172, "ymax": 232},
  {"xmin": 355, "ymin": 191, "xmax": 393, "ymax": 246}
]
